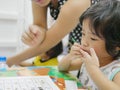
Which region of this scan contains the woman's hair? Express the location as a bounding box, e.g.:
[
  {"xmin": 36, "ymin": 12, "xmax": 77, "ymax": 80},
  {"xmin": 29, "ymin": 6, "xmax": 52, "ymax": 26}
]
[{"xmin": 80, "ymin": 0, "xmax": 120, "ymax": 59}]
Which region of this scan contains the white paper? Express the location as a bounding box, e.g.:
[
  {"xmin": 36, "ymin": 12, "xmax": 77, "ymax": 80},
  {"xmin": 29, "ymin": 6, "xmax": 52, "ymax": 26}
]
[
  {"xmin": 0, "ymin": 76, "xmax": 60, "ymax": 90},
  {"xmin": 65, "ymin": 80, "xmax": 78, "ymax": 90}
]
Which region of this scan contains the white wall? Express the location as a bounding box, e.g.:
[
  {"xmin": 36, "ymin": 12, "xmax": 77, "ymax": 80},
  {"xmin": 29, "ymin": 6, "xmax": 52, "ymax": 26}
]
[
  {"xmin": 0, "ymin": 0, "xmax": 25, "ymax": 57},
  {"xmin": 0, "ymin": 0, "xmax": 69, "ymax": 63}
]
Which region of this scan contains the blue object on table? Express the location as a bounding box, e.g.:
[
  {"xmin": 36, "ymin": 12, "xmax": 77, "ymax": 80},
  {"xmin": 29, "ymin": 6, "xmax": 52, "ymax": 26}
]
[{"xmin": 0, "ymin": 56, "xmax": 7, "ymax": 71}]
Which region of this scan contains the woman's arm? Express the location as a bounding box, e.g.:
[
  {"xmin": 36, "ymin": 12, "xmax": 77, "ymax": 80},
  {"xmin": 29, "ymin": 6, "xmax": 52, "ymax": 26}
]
[
  {"xmin": 6, "ymin": 0, "xmax": 90, "ymax": 67},
  {"xmin": 22, "ymin": 2, "xmax": 47, "ymax": 46},
  {"xmin": 32, "ymin": 2, "xmax": 47, "ymax": 28}
]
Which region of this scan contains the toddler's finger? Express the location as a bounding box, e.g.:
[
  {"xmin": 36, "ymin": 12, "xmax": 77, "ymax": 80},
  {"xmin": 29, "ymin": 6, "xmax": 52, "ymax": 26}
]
[
  {"xmin": 90, "ymin": 48, "xmax": 98, "ymax": 60},
  {"xmin": 80, "ymin": 49, "xmax": 90, "ymax": 59}
]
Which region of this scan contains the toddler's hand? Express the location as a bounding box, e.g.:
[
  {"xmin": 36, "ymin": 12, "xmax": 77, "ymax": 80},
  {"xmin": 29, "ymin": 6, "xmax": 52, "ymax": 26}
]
[
  {"xmin": 70, "ymin": 43, "xmax": 83, "ymax": 59},
  {"xmin": 21, "ymin": 25, "xmax": 46, "ymax": 47},
  {"xmin": 80, "ymin": 48, "xmax": 100, "ymax": 67}
]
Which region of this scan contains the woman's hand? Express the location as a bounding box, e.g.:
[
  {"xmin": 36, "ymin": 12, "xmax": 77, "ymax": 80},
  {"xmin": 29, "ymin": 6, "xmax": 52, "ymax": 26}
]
[{"xmin": 21, "ymin": 25, "xmax": 46, "ymax": 47}]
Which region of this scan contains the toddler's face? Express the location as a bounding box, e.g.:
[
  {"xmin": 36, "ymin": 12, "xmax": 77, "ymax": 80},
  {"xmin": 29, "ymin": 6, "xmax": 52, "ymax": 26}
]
[
  {"xmin": 81, "ymin": 19, "xmax": 112, "ymax": 60},
  {"xmin": 32, "ymin": 0, "xmax": 51, "ymax": 7}
]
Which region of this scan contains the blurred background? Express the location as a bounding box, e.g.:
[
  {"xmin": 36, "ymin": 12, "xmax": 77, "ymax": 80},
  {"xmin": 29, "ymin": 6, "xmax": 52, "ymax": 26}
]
[
  {"xmin": 0, "ymin": 0, "xmax": 77, "ymax": 76},
  {"xmin": 0, "ymin": 0, "xmax": 68, "ymax": 63},
  {"xmin": 0, "ymin": 0, "xmax": 32, "ymax": 57}
]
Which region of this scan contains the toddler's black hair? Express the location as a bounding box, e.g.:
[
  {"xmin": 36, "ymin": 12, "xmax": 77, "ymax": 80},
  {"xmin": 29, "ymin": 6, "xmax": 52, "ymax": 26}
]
[{"xmin": 80, "ymin": 0, "xmax": 120, "ymax": 59}]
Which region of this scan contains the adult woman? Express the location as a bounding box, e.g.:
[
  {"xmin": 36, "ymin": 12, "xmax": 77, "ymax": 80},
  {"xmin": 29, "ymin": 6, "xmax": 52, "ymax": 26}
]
[{"xmin": 6, "ymin": 0, "xmax": 99, "ymax": 67}]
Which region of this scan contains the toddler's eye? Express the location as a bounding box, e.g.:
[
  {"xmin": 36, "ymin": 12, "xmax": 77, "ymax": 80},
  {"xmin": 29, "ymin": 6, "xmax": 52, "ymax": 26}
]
[{"xmin": 91, "ymin": 38, "xmax": 97, "ymax": 41}]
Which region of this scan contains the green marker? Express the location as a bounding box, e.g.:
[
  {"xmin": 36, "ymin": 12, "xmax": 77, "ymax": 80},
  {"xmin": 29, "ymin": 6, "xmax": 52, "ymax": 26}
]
[{"xmin": 72, "ymin": 38, "xmax": 76, "ymax": 43}]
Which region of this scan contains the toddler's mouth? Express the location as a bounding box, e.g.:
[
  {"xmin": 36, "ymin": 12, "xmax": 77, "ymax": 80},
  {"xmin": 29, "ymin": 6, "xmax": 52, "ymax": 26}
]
[{"xmin": 80, "ymin": 46, "xmax": 91, "ymax": 55}]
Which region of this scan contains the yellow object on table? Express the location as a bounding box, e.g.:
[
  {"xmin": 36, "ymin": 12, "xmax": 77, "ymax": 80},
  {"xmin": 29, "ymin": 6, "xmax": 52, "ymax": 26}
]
[{"xmin": 33, "ymin": 56, "xmax": 58, "ymax": 66}]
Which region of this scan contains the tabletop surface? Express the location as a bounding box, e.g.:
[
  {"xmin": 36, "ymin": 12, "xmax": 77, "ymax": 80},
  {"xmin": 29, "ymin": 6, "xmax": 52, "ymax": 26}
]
[{"xmin": 0, "ymin": 66, "xmax": 83, "ymax": 90}]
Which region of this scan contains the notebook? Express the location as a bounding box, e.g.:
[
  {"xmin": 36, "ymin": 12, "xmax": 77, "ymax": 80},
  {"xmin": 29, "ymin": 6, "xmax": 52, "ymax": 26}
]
[{"xmin": 0, "ymin": 76, "xmax": 60, "ymax": 90}]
